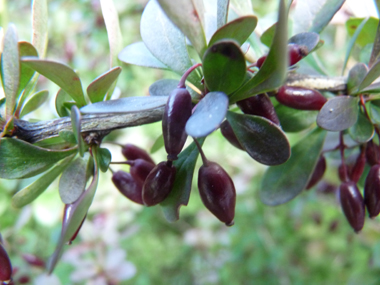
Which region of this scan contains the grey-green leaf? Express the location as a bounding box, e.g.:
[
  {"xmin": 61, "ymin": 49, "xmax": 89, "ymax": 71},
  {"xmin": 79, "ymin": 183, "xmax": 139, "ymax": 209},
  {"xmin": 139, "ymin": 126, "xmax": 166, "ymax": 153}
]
[
  {"xmin": 0, "ymin": 138, "xmax": 77, "ymax": 179},
  {"xmin": 227, "ymin": 111, "xmax": 290, "ymax": 165},
  {"xmin": 71, "ymin": 105, "xmax": 85, "ymax": 157},
  {"xmin": 217, "ymin": 0, "xmax": 229, "ymax": 29},
  {"xmin": 260, "ymin": 128, "xmax": 326, "ymax": 205},
  {"xmin": 347, "ymin": 63, "xmax": 368, "ymax": 94},
  {"xmin": 55, "ymin": 89, "xmax": 74, "ymax": 117},
  {"xmin": 17, "ymin": 41, "xmax": 38, "ymax": 97},
  {"xmin": 358, "ymin": 59, "xmax": 380, "ymax": 92},
  {"xmin": 87, "ymin": 67, "xmax": 122, "ymax": 103},
  {"xmin": 149, "ymin": 79, "xmax": 179, "ymax": 96},
  {"xmin": 96, "ymin": 147, "xmax": 111, "ymax": 173},
  {"xmin": 12, "ymin": 154, "xmax": 75, "ymax": 208},
  {"xmin": 288, "ymin": 32, "xmax": 320, "ymax": 54},
  {"xmin": 370, "ymin": 22, "xmax": 380, "ymax": 67},
  {"xmin": 317, "ymin": 96, "xmax": 359, "ymax": 131},
  {"xmin": 348, "ymin": 111, "xmax": 374, "ymax": 143},
  {"xmin": 19, "ymin": 90, "xmax": 49, "ymax": 118}
]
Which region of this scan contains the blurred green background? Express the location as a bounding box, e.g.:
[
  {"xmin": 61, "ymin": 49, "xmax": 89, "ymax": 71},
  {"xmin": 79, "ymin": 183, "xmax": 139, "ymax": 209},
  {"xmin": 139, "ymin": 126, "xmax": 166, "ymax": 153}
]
[{"xmin": 1, "ymin": 0, "xmax": 380, "ymax": 284}]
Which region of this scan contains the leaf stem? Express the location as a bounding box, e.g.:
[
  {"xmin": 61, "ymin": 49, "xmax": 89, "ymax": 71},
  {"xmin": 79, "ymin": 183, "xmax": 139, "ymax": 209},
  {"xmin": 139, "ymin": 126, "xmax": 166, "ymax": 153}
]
[
  {"xmin": 178, "ymin": 63, "xmax": 202, "ymax": 88},
  {"xmin": 193, "ymin": 137, "xmax": 208, "ymax": 166}
]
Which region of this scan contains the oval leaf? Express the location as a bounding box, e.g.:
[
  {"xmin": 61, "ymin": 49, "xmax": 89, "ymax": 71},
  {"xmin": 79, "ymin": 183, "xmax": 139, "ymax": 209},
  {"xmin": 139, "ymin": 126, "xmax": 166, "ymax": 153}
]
[
  {"xmin": 275, "ymin": 104, "xmax": 318, "ymax": 133},
  {"xmin": 71, "ymin": 105, "xmax": 85, "ymax": 157},
  {"xmin": 317, "ymin": 96, "xmax": 359, "ymax": 131},
  {"xmin": 260, "ymin": 23, "xmax": 276, "ymax": 47},
  {"xmin": 149, "ymin": 79, "xmax": 179, "ymax": 96},
  {"xmin": 80, "ymin": 96, "xmax": 168, "ymax": 114},
  {"xmin": 260, "ymin": 128, "xmax": 327, "ymax": 205},
  {"xmin": 288, "ymin": 32, "xmax": 320, "ymax": 53},
  {"xmin": 17, "ymin": 41, "xmax": 38, "ymax": 97},
  {"xmin": 96, "ymin": 147, "xmax": 111, "ymax": 173},
  {"xmin": 227, "ymin": 111, "xmax": 290, "ymax": 165},
  {"xmin": 19, "ymin": 90, "xmax": 49, "ymax": 118},
  {"xmin": 160, "ymin": 138, "xmax": 204, "ymax": 222},
  {"xmin": 87, "ymin": 67, "xmax": 122, "ymax": 103},
  {"xmin": 0, "ymin": 138, "xmax": 77, "ymax": 179},
  {"xmin": 347, "ymin": 63, "xmax": 368, "ymax": 94},
  {"xmin": 203, "ymin": 40, "xmax": 246, "ymax": 94},
  {"xmin": 208, "ymin": 15, "xmax": 257, "ymax": 46},
  {"xmin": 348, "ymin": 111, "xmax": 374, "ymax": 143},
  {"xmin": 358, "ymin": 59, "xmax": 380, "ymax": 92},
  {"xmin": 55, "ymin": 89, "xmax": 74, "ymax": 117},
  {"xmin": 21, "ymin": 58, "xmax": 86, "ymax": 106},
  {"xmin": 118, "ymin": 42, "xmax": 168, "ymax": 69},
  {"xmin": 186, "ymin": 91, "xmax": 229, "ymax": 138},
  {"xmin": 12, "ymin": 154, "xmax": 75, "ymax": 208}
]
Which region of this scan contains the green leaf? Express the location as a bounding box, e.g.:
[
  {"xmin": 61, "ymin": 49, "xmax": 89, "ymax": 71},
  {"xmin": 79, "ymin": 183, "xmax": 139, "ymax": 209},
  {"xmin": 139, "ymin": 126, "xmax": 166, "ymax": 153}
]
[
  {"xmin": 260, "ymin": 23, "xmax": 276, "ymax": 47},
  {"xmin": 160, "ymin": 138, "xmax": 204, "ymax": 222},
  {"xmin": 361, "ymin": 82, "xmax": 380, "ymax": 94},
  {"xmin": 59, "ymin": 155, "xmax": 90, "ymax": 204},
  {"xmin": 59, "ymin": 130, "xmax": 77, "ymax": 144},
  {"xmin": 71, "ymin": 105, "xmax": 85, "ymax": 157},
  {"xmin": 87, "ymin": 67, "xmax": 121, "ymax": 103},
  {"xmin": 47, "ymin": 147, "xmax": 99, "ymax": 274},
  {"xmin": 0, "ymin": 138, "xmax": 77, "ymax": 179},
  {"xmin": 185, "ymin": 91, "xmax": 229, "ymax": 138},
  {"xmin": 19, "ymin": 90, "xmax": 49, "ymax": 118},
  {"xmin": 32, "ymin": 0, "xmax": 48, "ymax": 58},
  {"xmin": 288, "ymin": 32, "xmax": 320, "ymax": 54},
  {"xmin": 317, "ymin": 96, "xmax": 359, "ymax": 131},
  {"xmin": 217, "ymin": 0, "xmax": 229, "ymax": 29},
  {"xmin": 370, "ymin": 22, "xmax": 380, "ymax": 67},
  {"xmin": 229, "ymin": 0, "xmax": 288, "ymax": 103},
  {"xmin": 149, "ymin": 79, "xmax": 179, "ymax": 96},
  {"xmin": 293, "ymin": 0, "xmax": 345, "ymax": 34},
  {"xmin": 12, "ymin": 154, "xmax": 75, "ymax": 208},
  {"xmin": 227, "ymin": 111, "xmax": 290, "ymax": 165},
  {"xmin": 260, "ymin": 128, "xmax": 327, "ymax": 205},
  {"xmin": 2, "ymin": 24, "xmax": 20, "ymax": 118},
  {"xmin": 96, "ymin": 147, "xmax": 111, "ymax": 173},
  {"xmin": 150, "ymin": 134, "xmax": 164, "ymax": 154},
  {"xmin": 80, "ymin": 96, "xmax": 168, "ymax": 114},
  {"xmin": 157, "ymin": 0, "xmax": 207, "ymax": 57},
  {"xmin": 208, "ymin": 15, "xmax": 257, "ymax": 47},
  {"xmin": 229, "ymin": 0, "xmax": 253, "ymax": 16},
  {"xmin": 348, "ymin": 111, "xmax": 374, "ymax": 143},
  {"xmin": 346, "ymin": 17, "xmax": 378, "ymax": 48},
  {"xmin": 370, "ymin": 101, "xmax": 380, "ymax": 124},
  {"xmin": 55, "ymin": 89, "xmax": 73, "ymax": 117},
  {"xmin": 275, "ymin": 104, "xmax": 317, "ymax": 132},
  {"xmin": 118, "ymin": 42, "xmax": 168, "ymax": 70},
  {"xmin": 358, "ymin": 59, "xmax": 380, "ymax": 92},
  {"xmin": 21, "ymin": 58, "xmax": 86, "ymax": 106},
  {"xmin": 347, "ymin": 63, "xmax": 368, "ymax": 95},
  {"xmin": 202, "ymin": 40, "xmax": 246, "ymax": 94},
  {"xmin": 17, "ymin": 41, "xmax": 38, "ymax": 98}
]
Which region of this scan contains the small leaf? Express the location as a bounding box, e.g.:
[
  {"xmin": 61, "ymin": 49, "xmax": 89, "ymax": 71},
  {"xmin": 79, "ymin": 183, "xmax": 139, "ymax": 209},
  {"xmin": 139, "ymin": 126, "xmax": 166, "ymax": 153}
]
[
  {"xmin": 275, "ymin": 104, "xmax": 318, "ymax": 132},
  {"xmin": 346, "ymin": 17, "xmax": 378, "ymax": 48},
  {"xmin": 160, "ymin": 138, "xmax": 204, "ymax": 222},
  {"xmin": 208, "ymin": 15, "xmax": 257, "ymax": 46},
  {"xmin": 260, "ymin": 127, "xmax": 327, "ymax": 205},
  {"xmin": 21, "ymin": 58, "xmax": 86, "ymax": 106},
  {"xmin": 229, "ymin": 0, "xmax": 288, "ymax": 103},
  {"xmin": 288, "ymin": 32, "xmax": 320, "ymax": 54},
  {"xmin": 59, "ymin": 130, "xmax": 77, "ymax": 144},
  {"xmin": 150, "ymin": 134, "xmax": 164, "ymax": 154},
  {"xmin": 186, "ymin": 91, "xmax": 229, "ymax": 138},
  {"xmin": 317, "ymin": 96, "xmax": 359, "ymax": 131},
  {"xmin": 12, "ymin": 154, "xmax": 75, "ymax": 208},
  {"xmin": 260, "ymin": 23, "xmax": 276, "ymax": 47},
  {"xmin": 347, "ymin": 63, "xmax": 368, "ymax": 94},
  {"xmin": 118, "ymin": 42, "xmax": 168, "ymax": 69},
  {"xmin": 157, "ymin": 0, "xmax": 207, "ymax": 56},
  {"xmin": 370, "ymin": 101, "xmax": 380, "ymax": 124},
  {"xmin": 0, "ymin": 138, "xmax": 77, "ymax": 179},
  {"xmin": 32, "ymin": 0, "xmax": 48, "ymax": 58},
  {"xmin": 87, "ymin": 67, "xmax": 122, "ymax": 103},
  {"xmin": 293, "ymin": 0, "xmax": 345, "ymax": 34},
  {"xmin": 348, "ymin": 111, "xmax": 374, "ymax": 143},
  {"xmin": 217, "ymin": 0, "xmax": 229, "ymax": 29},
  {"xmin": 96, "ymin": 148, "xmax": 111, "ymax": 172},
  {"xmin": 227, "ymin": 111, "xmax": 290, "ymax": 165},
  {"xmin": 358, "ymin": 59, "xmax": 380, "ymax": 92},
  {"xmin": 203, "ymin": 40, "xmax": 246, "ymax": 94},
  {"xmin": 59, "ymin": 155, "xmax": 90, "ymax": 204},
  {"xmin": 149, "ymin": 79, "xmax": 179, "ymax": 96},
  {"xmin": 71, "ymin": 105, "xmax": 85, "ymax": 157},
  {"xmin": 370, "ymin": 22, "xmax": 380, "ymax": 67},
  {"xmin": 19, "ymin": 90, "xmax": 49, "ymax": 118},
  {"xmin": 80, "ymin": 96, "xmax": 168, "ymax": 114},
  {"xmin": 55, "ymin": 89, "xmax": 73, "ymax": 117},
  {"xmin": 362, "ymin": 82, "xmax": 380, "ymax": 94},
  {"xmin": 17, "ymin": 41, "xmax": 38, "ymax": 97},
  {"xmin": 2, "ymin": 24, "xmax": 20, "ymax": 118}
]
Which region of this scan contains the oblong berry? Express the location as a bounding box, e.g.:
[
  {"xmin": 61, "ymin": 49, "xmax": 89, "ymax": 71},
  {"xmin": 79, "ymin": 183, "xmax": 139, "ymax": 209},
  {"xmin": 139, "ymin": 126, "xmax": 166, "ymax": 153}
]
[
  {"xmin": 198, "ymin": 162, "xmax": 236, "ymax": 226},
  {"xmin": 276, "ymin": 85, "xmax": 327, "ymax": 111},
  {"xmin": 306, "ymin": 155, "xmax": 326, "ymax": 189},
  {"xmin": 220, "ymin": 120, "xmax": 244, "ymax": 150},
  {"xmin": 121, "ymin": 144, "xmax": 155, "ymax": 165},
  {"xmin": 128, "ymin": 159, "xmax": 156, "ymax": 188},
  {"xmin": 366, "ymin": 140, "xmax": 380, "ymax": 166},
  {"xmin": 22, "ymin": 253, "xmax": 45, "ymax": 268},
  {"xmin": 162, "ymin": 88, "xmax": 192, "ymax": 161},
  {"xmin": 339, "ymin": 181, "xmax": 365, "ymax": 233},
  {"xmin": 0, "ymin": 242, "xmax": 12, "ymax": 282},
  {"xmin": 350, "ymin": 149, "xmax": 366, "ymax": 183},
  {"xmin": 237, "ymin": 93, "xmax": 280, "ymax": 125},
  {"xmin": 288, "ymin": 43, "xmax": 308, "ymax": 66},
  {"xmin": 142, "ymin": 161, "xmax": 176, "ymax": 206},
  {"xmin": 112, "ymin": 171, "xmax": 143, "ymax": 205},
  {"xmin": 364, "ymin": 164, "xmax": 380, "ymax": 218}
]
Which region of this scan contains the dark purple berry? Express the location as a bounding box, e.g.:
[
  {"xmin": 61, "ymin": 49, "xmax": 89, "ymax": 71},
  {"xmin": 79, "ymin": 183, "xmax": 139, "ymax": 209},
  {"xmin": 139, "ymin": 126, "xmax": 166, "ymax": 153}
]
[
  {"xmin": 112, "ymin": 171, "xmax": 143, "ymax": 205},
  {"xmin": 306, "ymin": 155, "xmax": 326, "ymax": 189},
  {"xmin": 22, "ymin": 253, "xmax": 45, "ymax": 268},
  {"xmin": 288, "ymin": 43, "xmax": 308, "ymax": 66},
  {"xmin": 0, "ymin": 242, "xmax": 12, "ymax": 282},
  {"xmin": 237, "ymin": 93, "xmax": 280, "ymax": 125},
  {"xmin": 276, "ymin": 86, "xmax": 327, "ymax": 111},
  {"xmin": 366, "ymin": 140, "xmax": 380, "ymax": 166},
  {"xmin": 162, "ymin": 88, "xmax": 192, "ymax": 161},
  {"xmin": 142, "ymin": 161, "xmax": 176, "ymax": 206},
  {"xmin": 350, "ymin": 148, "xmax": 366, "ymax": 183},
  {"xmin": 220, "ymin": 120, "xmax": 244, "ymax": 150},
  {"xmin": 127, "ymin": 159, "xmax": 156, "ymax": 188},
  {"xmin": 364, "ymin": 164, "xmax": 380, "ymax": 218},
  {"xmin": 339, "ymin": 181, "xmax": 365, "ymax": 233},
  {"xmin": 121, "ymin": 144, "xmax": 155, "ymax": 165},
  {"xmin": 17, "ymin": 275, "xmax": 30, "ymax": 284},
  {"xmin": 256, "ymin": 55, "xmax": 267, "ymax": 68},
  {"xmin": 198, "ymin": 161, "xmax": 236, "ymax": 226}
]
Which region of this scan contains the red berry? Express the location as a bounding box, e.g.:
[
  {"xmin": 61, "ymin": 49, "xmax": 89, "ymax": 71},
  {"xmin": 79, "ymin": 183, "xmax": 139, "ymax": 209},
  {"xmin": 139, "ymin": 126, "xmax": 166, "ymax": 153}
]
[
  {"xmin": 220, "ymin": 121, "xmax": 244, "ymax": 150},
  {"xmin": 198, "ymin": 162, "xmax": 236, "ymax": 226},
  {"xmin": 256, "ymin": 55, "xmax": 267, "ymax": 68},
  {"xmin": 366, "ymin": 140, "xmax": 380, "ymax": 166},
  {"xmin": 121, "ymin": 144, "xmax": 155, "ymax": 165},
  {"xmin": 350, "ymin": 148, "xmax": 366, "ymax": 183},
  {"xmin": 364, "ymin": 164, "xmax": 380, "ymax": 218},
  {"xmin": 306, "ymin": 155, "xmax": 326, "ymax": 189},
  {"xmin": 276, "ymin": 85, "xmax": 327, "ymax": 111},
  {"xmin": 22, "ymin": 253, "xmax": 45, "ymax": 268},
  {"xmin": 0, "ymin": 242, "xmax": 12, "ymax": 282},
  {"xmin": 288, "ymin": 43, "xmax": 308, "ymax": 66},
  {"xmin": 112, "ymin": 171, "xmax": 143, "ymax": 205},
  {"xmin": 339, "ymin": 181, "xmax": 365, "ymax": 233},
  {"xmin": 128, "ymin": 159, "xmax": 156, "ymax": 188}
]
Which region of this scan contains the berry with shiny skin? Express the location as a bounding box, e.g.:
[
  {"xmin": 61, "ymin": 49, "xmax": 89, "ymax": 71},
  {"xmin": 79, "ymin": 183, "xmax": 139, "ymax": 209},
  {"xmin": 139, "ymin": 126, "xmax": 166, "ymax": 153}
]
[
  {"xmin": 112, "ymin": 171, "xmax": 143, "ymax": 205},
  {"xmin": 121, "ymin": 144, "xmax": 155, "ymax": 165},
  {"xmin": 127, "ymin": 159, "xmax": 156, "ymax": 187},
  {"xmin": 306, "ymin": 155, "xmax": 326, "ymax": 189},
  {"xmin": 0, "ymin": 242, "xmax": 12, "ymax": 282},
  {"xmin": 364, "ymin": 164, "xmax": 380, "ymax": 218},
  {"xmin": 350, "ymin": 148, "xmax": 366, "ymax": 183},
  {"xmin": 276, "ymin": 86, "xmax": 327, "ymax": 111}
]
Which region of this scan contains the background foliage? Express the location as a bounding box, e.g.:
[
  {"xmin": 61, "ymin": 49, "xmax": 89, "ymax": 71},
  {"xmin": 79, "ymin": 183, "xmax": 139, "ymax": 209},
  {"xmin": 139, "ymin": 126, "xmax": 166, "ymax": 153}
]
[{"xmin": 1, "ymin": 0, "xmax": 380, "ymax": 284}]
